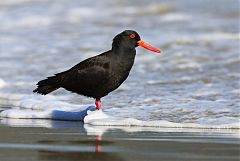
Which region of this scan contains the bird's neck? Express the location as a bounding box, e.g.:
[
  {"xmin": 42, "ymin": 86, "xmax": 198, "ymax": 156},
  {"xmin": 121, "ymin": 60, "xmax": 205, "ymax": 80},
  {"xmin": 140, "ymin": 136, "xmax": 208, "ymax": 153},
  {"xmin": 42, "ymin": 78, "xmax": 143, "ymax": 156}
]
[
  {"xmin": 110, "ymin": 46, "xmax": 136, "ymax": 74},
  {"xmin": 112, "ymin": 46, "xmax": 136, "ymax": 56},
  {"xmin": 111, "ymin": 47, "xmax": 136, "ymax": 67},
  {"xmin": 111, "ymin": 39, "xmax": 136, "ymax": 66}
]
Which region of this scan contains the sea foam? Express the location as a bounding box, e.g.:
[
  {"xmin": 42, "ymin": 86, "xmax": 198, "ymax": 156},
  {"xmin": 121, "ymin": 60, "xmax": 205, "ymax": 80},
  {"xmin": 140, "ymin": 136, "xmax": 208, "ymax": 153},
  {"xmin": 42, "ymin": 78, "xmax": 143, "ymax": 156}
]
[
  {"xmin": 0, "ymin": 79, "xmax": 7, "ymax": 88},
  {"xmin": 0, "ymin": 96, "xmax": 239, "ymax": 130}
]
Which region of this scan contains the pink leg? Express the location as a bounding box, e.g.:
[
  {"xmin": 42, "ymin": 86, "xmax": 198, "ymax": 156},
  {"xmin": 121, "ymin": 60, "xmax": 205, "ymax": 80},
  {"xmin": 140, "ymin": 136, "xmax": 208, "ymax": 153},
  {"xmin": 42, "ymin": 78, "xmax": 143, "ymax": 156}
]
[{"xmin": 95, "ymin": 99, "xmax": 102, "ymax": 110}]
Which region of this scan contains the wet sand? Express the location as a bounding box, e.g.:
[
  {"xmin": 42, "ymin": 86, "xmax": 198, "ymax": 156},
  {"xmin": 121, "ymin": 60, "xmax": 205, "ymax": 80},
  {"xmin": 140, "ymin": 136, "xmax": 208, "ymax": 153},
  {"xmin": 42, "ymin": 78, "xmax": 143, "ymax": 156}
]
[{"xmin": 0, "ymin": 120, "xmax": 239, "ymax": 161}]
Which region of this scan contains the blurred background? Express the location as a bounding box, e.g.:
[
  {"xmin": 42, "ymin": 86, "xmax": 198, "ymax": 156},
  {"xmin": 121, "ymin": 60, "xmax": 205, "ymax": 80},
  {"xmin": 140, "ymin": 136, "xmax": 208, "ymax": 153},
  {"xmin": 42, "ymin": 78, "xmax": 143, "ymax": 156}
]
[{"xmin": 0, "ymin": 0, "xmax": 239, "ymax": 125}]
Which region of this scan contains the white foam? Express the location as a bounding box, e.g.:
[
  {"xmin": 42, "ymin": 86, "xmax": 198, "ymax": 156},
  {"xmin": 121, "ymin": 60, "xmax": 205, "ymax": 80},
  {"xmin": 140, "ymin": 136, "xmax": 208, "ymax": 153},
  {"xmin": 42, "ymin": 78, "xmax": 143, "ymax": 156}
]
[
  {"xmin": 0, "ymin": 79, "xmax": 7, "ymax": 88},
  {"xmin": 0, "ymin": 109, "xmax": 52, "ymax": 119},
  {"xmin": 83, "ymin": 123, "xmax": 240, "ymax": 137},
  {"xmin": 0, "ymin": 93, "xmax": 92, "ymax": 119},
  {"xmin": 0, "ymin": 92, "xmax": 70, "ymax": 102},
  {"xmin": 0, "ymin": 0, "xmax": 36, "ymax": 6},
  {"xmin": 84, "ymin": 110, "xmax": 109, "ymax": 122},
  {"xmin": 140, "ymin": 4, "xmax": 174, "ymax": 15},
  {"xmin": 66, "ymin": 7, "xmax": 95, "ymax": 23},
  {"xmin": 84, "ymin": 110, "xmax": 240, "ymax": 129},
  {"xmin": 161, "ymin": 13, "xmax": 192, "ymax": 22},
  {"xmin": 198, "ymin": 32, "xmax": 240, "ymax": 41},
  {"xmin": 2, "ymin": 16, "xmax": 52, "ymax": 29},
  {"xmin": 0, "ymin": 98, "xmax": 239, "ymax": 130},
  {"xmin": 0, "ymin": 92, "xmax": 239, "ymax": 130}
]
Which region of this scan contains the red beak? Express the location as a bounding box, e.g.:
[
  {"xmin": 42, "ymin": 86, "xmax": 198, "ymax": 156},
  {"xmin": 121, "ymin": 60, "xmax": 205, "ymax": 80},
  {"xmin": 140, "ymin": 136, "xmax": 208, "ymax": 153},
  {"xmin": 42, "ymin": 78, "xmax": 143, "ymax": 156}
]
[{"xmin": 137, "ymin": 40, "xmax": 161, "ymax": 53}]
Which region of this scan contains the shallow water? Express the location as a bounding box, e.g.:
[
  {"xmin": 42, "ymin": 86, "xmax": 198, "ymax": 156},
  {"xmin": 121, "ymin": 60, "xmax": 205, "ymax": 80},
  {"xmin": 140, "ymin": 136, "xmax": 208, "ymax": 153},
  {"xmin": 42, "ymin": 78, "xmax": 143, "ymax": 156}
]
[
  {"xmin": 0, "ymin": 122, "xmax": 239, "ymax": 161},
  {"xmin": 0, "ymin": 0, "xmax": 239, "ymax": 127}
]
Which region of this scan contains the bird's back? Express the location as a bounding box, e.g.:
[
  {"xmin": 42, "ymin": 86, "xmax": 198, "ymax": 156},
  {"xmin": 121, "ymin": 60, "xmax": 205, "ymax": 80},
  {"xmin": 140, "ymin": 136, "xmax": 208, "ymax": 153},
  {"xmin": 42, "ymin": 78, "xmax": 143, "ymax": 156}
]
[{"xmin": 58, "ymin": 49, "xmax": 136, "ymax": 98}]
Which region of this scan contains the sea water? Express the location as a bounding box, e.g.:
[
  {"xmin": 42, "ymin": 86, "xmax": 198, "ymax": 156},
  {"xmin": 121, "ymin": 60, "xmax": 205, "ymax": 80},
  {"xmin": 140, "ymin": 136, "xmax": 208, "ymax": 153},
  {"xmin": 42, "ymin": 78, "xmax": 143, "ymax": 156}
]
[{"xmin": 0, "ymin": 0, "xmax": 239, "ymax": 129}]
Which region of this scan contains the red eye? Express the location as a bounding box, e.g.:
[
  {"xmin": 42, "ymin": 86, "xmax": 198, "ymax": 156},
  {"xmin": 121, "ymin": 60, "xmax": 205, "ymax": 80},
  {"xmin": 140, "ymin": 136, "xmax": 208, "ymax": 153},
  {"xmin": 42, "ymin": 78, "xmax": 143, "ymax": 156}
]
[{"xmin": 130, "ymin": 34, "xmax": 135, "ymax": 39}]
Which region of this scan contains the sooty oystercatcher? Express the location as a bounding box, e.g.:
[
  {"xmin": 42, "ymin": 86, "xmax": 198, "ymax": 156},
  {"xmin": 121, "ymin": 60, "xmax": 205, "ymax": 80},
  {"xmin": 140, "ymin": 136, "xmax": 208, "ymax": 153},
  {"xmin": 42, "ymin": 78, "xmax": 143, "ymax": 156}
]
[{"xmin": 33, "ymin": 30, "xmax": 161, "ymax": 110}]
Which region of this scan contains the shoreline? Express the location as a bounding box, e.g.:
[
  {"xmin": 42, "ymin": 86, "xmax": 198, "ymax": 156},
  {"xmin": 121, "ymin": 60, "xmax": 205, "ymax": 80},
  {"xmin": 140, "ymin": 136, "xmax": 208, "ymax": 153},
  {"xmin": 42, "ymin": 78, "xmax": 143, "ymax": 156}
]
[{"xmin": 0, "ymin": 120, "xmax": 239, "ymax": 161}]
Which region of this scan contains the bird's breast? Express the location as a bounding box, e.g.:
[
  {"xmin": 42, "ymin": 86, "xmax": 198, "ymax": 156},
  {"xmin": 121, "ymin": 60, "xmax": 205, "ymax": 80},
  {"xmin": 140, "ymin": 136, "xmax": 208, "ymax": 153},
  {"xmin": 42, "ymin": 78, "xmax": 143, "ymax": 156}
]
[{"xmin": 106, "ymin": 57, "xmax": 135, "ymax": 91}]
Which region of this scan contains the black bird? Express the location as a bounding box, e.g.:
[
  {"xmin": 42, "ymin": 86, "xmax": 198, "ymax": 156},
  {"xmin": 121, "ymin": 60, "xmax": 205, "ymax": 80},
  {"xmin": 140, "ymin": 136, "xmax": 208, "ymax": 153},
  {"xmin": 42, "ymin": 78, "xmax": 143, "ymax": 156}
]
[{"xmin": 33, "ymin": 30, "xmax": 160, "ymax": 110}]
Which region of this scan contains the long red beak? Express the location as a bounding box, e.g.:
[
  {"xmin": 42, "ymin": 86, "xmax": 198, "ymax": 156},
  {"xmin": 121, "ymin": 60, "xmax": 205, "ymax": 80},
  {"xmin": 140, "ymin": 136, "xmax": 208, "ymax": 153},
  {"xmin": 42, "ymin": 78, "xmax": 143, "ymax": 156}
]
[{"xmin": 137, "ymin": 40, "xmax": 161, "ymax": 53}]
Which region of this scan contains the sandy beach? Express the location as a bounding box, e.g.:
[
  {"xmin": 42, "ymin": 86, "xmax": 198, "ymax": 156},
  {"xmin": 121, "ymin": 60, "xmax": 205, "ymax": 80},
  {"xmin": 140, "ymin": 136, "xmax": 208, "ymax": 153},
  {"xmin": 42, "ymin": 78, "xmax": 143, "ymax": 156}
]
[{"xmin": 0, "ymin": 119, "xmax": 239, "ymax": 161}]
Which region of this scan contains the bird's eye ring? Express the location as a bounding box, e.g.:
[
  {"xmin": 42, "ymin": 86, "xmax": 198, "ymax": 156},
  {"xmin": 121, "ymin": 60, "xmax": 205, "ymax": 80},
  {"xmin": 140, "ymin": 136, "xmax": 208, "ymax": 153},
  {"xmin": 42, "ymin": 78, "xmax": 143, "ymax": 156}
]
[{"xmin": 130, "ymin": 34, "xmax": 135, "ymax": 39}]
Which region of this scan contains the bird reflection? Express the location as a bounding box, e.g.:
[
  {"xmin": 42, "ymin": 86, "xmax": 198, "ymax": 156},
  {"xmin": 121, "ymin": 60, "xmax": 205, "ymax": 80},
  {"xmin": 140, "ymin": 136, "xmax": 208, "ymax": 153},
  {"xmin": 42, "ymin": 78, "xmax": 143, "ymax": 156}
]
[
  {"xmin": 38, "ymin": 151, "xmax": 124, "ymax": 161},
  {"xmin": 1, "ymin": 118, "xmax": 124, "ymax": 160},
  {"xmin": 95, "ymin": 135, "xmax": 102, "ymax": 153},
  {"xmin": 37, "ymin": 134, "xmax": 123, "ymax": 161}
]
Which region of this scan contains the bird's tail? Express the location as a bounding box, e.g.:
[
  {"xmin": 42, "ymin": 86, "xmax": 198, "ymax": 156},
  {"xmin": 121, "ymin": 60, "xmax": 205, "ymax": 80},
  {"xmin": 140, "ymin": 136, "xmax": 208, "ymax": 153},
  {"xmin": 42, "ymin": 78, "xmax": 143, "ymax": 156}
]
[{"xmin": 33, "ymin": 75, "xmax": 61, "ymax": 95}]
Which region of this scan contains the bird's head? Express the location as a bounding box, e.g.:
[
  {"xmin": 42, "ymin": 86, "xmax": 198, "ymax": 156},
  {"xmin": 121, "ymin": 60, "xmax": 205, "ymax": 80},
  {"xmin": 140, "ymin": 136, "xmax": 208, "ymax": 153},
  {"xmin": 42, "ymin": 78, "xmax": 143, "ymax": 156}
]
[{"xmin": 112, "ymin": 30, "xmax": 161, "ymax": 53}]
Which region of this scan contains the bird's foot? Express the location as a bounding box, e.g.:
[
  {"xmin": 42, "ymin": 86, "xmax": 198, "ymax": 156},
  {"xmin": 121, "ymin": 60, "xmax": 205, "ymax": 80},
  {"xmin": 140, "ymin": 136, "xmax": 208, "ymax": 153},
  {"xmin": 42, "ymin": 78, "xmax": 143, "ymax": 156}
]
[{"xmin": 95, "ymin": 99, "xmax": 102, "ymax": 111}]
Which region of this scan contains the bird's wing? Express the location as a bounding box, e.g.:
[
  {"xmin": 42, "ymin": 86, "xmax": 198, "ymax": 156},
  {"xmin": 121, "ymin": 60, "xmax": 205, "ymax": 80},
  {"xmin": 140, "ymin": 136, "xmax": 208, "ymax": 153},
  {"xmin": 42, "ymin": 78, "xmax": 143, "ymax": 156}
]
[{"xmin": 58, "ymin": 55, "xmax": 110, "ymax": 90}]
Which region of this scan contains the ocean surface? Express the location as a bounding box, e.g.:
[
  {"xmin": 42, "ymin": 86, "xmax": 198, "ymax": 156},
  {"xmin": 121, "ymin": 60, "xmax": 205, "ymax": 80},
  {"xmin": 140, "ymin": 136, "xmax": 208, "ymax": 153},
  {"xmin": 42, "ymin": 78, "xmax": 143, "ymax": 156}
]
[{"xmin": 0, "ymin": 0, "xmax": 239, "ymax": 129}]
